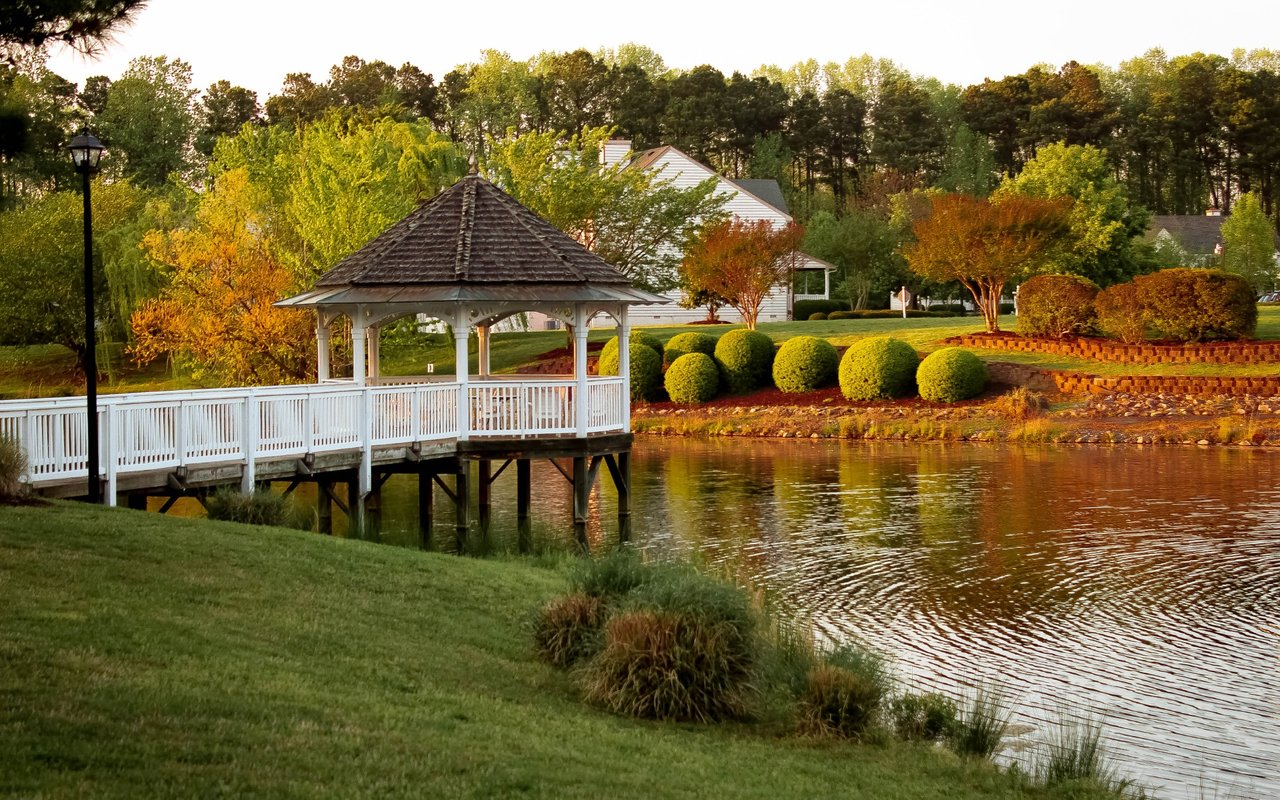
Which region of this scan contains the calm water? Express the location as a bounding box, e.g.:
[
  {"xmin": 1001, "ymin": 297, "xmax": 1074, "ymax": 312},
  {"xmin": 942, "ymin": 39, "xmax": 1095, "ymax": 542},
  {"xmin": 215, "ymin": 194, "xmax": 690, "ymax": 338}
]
[{"xmin": 344, "ymin": 440, "xmax": 1280, "ymax": 796}]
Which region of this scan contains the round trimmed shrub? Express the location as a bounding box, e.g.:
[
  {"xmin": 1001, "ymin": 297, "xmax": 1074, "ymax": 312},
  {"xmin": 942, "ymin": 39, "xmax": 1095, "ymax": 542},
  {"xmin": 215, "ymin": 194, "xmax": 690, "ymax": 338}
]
[
  {"xmin": 808, "ymin": 312, "xmax": 828, "ymax": 321},
  {"xmin": 838, "ymin": 337, "xmax": 919, "ymax": 401},
  {"xmin": 772, "ymin": 336, "xmax": 838, "ymax": 393},
  {"xmin": 532, "ymin": 592, "xmax": 605, "ymax": 668},
  {"xmin": 714, "ymin": 329, "xmax": 776, "ymax": 394},
  {"xmin": 916, "ymin": 348, "xmax": 987, "ymax": 403},
  {"xmin": 1133, "ymin": 268, "xmax": 1257, "ymax": 342},
  {"xmin": 663, "ymin": 331, "xmax": 717, "ymax": 365},
  {"xmin": 599, "ymin": 340, "xmax": 662, "ymax": 401},
  {"xmin": 664, "ymin": 353, "xmax": 720, "ymax": 404},
  {"xmin": 1016, "ymin": 274, "xmax": 1099, "ymax": 338},
  {"xmin": 1094, "ymin": 281, "xmax": 1147, "ymax": 343},
  {"xmin": 598, "ymin": 332, "xmax": 663, "ymax": 375}
]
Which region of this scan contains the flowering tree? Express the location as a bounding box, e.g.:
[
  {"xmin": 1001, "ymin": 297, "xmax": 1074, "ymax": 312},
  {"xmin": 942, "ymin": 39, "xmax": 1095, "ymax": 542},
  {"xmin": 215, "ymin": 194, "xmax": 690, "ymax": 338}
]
[{"xmin": 680, "ymin": 219, "xmax": 805, "ymax": 329}]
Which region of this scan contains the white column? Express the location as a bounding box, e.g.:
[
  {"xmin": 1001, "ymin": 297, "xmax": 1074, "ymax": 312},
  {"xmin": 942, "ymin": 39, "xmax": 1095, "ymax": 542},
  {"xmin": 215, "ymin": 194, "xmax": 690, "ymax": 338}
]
[
  {"xmin": 477, "ymin": 325, "xmax": 491, "ymax": 378},
  {"xmin": 454, "ymin": 319, "xmax": 470, "ymax": 441},
  {"xmin": 351, "ymin": 310, "xmax": 366, "ymax": 387},
  {"xmin": 367, "ymin": 325, "xmax": 380, "ymax": 383},
  {"xmin": 574, "ymin": 305, "xmax": 589, "ymax": 438},
  {"xmin": 316, "ymin": 316, "xmax": 330, "ymax": 382},
  {"xmin": 618, "ymin": 307, "xmax": 631, "ymax": 433}
]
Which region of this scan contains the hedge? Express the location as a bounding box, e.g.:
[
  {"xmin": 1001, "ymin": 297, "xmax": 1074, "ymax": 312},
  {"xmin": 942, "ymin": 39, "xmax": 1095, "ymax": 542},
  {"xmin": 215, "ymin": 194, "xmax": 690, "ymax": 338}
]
[
  {"xmin": 663, "ymin": 331, "xmax": 717, "ymax": 365},
  {"xmin": 772, "ymin": 336, "xmax": 838, "ymax": 393},
  {"xmin": 828, "ymin": 309, "xmax": 962, "ymax": 320},
  {"xmin": 916, "ymin": 348, "xmax": 987, "ymax": 403},
  {"xmin": 1016, "ymin": 274, "xmax": 1099, "ymax": 338},
  {"xmin": 838, "ymin": 337, "xmax": 919, "ymax": 401},
  {"xmin": 714, "ymin": 329, "xmax": 776, "ymax": 394},
  {"xmin": 664, "ymin": 353, "xmax": 720, "ymax": 404},
  {"xmin": 1132, "ymin": 268, "xmax": 1257, "ymax": 342},
  {"xmin": 793, "ymin": 299, "xmax": 846, "ymax": 320}
]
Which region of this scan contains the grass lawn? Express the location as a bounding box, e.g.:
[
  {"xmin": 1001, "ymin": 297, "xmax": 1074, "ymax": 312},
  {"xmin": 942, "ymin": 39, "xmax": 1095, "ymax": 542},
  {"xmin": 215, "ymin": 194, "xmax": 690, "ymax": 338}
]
[{"xmin": 0, "ymin": 502, "xmax": 1096, "ymax": 799}]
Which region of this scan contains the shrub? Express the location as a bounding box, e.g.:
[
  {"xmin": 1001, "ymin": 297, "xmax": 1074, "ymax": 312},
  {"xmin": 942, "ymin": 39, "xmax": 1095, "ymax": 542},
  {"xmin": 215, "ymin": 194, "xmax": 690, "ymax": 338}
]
[
  {"xmin": 1094, "ymin": 281, "xmax": 1147, "ymax": 344},
  {"xmin": 598, "ymin": 332, "xmax": 664, "ymax": 375},
  {"xmin": 714, "ymin": 329, "xmax": 776, "ymax": 394},
  {"xmin": 808, "ymin": 312, "xmax": 828, "ymax": 321},
  {"xmin": 582, "ymin": 569, "xmax": 759, "ymax": 722},
  {"xmin": 999, "ymin": 302, "xmax": 1016, "ymax": 314},
  {"xmin": 772, "ymin": 336, "xmax": 839, "ymax": 393},
  {"xmin": 891, "ymin": 692, "xmax": 959, "ymax": 742},
  {"xmin": 665, "ymin": 353, "xmax": 720, "ymax": 404},
  {"xmin": 928, "ymin": 303, "xmax": 968, "ymax": 314},
  {"xmin": 799, "ymin": 664, "xmax": 884, "ymax": 739},
  {"xmin": 599, "ymin": 340, "xmax": 662, "ymax": 401},
  {"xmin": 532, "ymin": 592, "xmax": 605, "ymax": 668},
  {"xmin": 1133, "ymin": 268, "xmax": 1257, "ymax": 342},
  {"xmin": 0, "ymin": 435, "xmax": 28, "ymax": 502},
  {"xmin": 1016, "ymin": 274, "xmax": 1100, "ymax": 338},
  {"xmin": 838, "ymin": 337, "xmax": 919, "ymax": 401},
  {"xmin": 828, "ymin": 310, "xmax": 857, "ymax": 320},
  {"xmin": 916, "ymin": 348, "xmax": 987, "ymax": 403},
  {"xmin": 793, "ymin": 299, "xmax": 846, "ymax": 320},
  {"xmin": 663, "ymin": 331, "xmax": 717, "ymax": 365},
  {"xmin": 950, "ymin": 686, "xmax": 1012, "ymax": 759},
  {"xmin": 205, "ymin": 488, "xmax": 303, "ymax": 527}
]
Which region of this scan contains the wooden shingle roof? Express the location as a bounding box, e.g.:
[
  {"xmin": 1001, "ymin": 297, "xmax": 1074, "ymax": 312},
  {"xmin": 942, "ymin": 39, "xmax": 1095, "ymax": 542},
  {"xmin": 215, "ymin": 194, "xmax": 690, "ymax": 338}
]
[{"xmin": 315, "ymin": 173, "xmax": 630, "ymax": 288}]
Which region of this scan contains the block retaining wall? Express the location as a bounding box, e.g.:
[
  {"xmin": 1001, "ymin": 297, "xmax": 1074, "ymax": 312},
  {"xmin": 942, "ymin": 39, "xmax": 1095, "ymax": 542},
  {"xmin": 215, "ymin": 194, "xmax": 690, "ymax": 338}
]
[
  {"xmin": 986, "ymin": 362, "xmax": 1280, "ymax": 397},
  {"xmin": 945, "ymin": 333, "xmax": 1280, "ymax": 365}
]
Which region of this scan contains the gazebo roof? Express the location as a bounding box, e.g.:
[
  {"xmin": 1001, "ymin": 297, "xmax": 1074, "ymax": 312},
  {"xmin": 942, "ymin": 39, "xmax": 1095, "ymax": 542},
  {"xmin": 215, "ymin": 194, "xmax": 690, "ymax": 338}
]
[{"xmin": 277, "ymin": 170, "xmax": 668, "ymax": 312}]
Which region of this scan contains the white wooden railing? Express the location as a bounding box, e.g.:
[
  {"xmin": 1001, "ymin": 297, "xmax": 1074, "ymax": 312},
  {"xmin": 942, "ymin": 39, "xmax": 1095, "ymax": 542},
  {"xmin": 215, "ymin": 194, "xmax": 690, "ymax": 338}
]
[{"xmin": 0, "ymin": 377, "xmax": 626, "ymax": 501}]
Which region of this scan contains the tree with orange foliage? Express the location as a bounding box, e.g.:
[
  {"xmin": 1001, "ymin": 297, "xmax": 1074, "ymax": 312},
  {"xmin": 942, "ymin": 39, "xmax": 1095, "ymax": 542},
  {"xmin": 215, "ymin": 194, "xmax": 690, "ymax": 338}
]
[
  {"xmin": 680, "ymin": 219, "xmax": 805, "ymax": 330},
  {"xmin": 130, "ymin": 168, "xmax": 314, "ymax": 385},
  {"xmin": 904, "ymin": 193, "xmax": 1072, "ymax": 333}
]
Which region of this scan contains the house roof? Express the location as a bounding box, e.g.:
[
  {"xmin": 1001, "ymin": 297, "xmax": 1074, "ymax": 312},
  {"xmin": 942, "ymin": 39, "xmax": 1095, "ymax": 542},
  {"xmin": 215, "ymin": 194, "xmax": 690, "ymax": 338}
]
[
  {"xmin": 1147, "ymin": 215, "xmax": 1225, "ymax": 254},
  {"xmin": 629, "ymin": 145, "xmax": 794, "ymax": 221},
  {"xmin": 729, "ymin": 179, "xmax": 789, "ymax": 215},
  {"xmin": 315, "ymin": 172, "xmax": 632, "ymax": 288}
]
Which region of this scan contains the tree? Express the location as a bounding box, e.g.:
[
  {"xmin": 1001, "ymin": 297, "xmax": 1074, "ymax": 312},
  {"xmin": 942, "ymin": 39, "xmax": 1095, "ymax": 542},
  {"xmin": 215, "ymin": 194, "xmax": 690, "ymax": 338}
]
[
  {"xmin": 1, "ymin": 0, "xmax": 146, "ymax": 61},
  {"xmin": 681, "ymin": 218, "xmax": 805, "ymax": 329},
  {"xmin": 264, "ymin": 72, "xmax": 336, "ymax": 129},
  {"xmin": 938, "ymin": 124, "xmax": 997, "ymax": 196},
  {"xmin": 96, "ymin": 55, "xmax": 196, "ymax": 187},
  {"xmin": 1, "ymin": 61, "xmax": 81, "ymax": 205},
  {"xmin": 905, "ymin": 193, "xmax": 1072, "ymax": 332},
  {"xmin": 995, "ymin": 142, "xmax": 1149, "ymax": 285},
  {"xmin": 0, "ymin": 179, "xmax": 146, "ymax": 374},
  {"xmin": 1220, "ymin": 192, "xmax": 1278, "ymax": 292},
  {"xmin": 195, "ymin": 80, "xmax": 259, "ymax": 157},
  {"xmin": 803, "ymin": 210, "xmax": 904, "ymax": 309},
  {"xmin": 870, "ymin": 76, "xmax": 946, "ymax": 181},
  {"xmin": 485, "ymin": 125, "xmax": 725, "ymax": 292},
  {"xmin": 130, "ymin": 169, "xmax": 313, "ymax": 385}
]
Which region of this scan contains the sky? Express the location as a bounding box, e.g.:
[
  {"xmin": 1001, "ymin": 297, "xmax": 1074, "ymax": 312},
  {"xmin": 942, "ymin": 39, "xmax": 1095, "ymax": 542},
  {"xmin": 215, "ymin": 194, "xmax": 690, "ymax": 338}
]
[{"xmin": 44, "ymin": 0, "xmax": 1280, "ymax": 98}]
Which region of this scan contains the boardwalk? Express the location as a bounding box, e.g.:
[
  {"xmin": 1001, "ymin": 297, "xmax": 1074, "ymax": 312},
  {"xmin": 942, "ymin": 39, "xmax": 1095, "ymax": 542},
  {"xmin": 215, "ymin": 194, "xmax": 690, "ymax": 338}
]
[{"xmin": 0, "ymin": 377, "xmax": 626, "ymax": 504}]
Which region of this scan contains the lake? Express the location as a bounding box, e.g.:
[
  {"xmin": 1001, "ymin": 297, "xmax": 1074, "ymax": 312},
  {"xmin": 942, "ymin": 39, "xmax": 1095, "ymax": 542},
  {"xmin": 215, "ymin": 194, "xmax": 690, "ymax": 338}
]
[{"xmin": 311, "ymin": 438, "xmax": 1280, "ymax": 797}]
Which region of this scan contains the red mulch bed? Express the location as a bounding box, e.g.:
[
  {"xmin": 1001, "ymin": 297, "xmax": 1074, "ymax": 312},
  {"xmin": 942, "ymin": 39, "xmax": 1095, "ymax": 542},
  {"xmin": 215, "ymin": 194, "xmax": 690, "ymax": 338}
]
[
  {"xmin": 533, "ymin": 341, "xmax": 606, "ymax": 361},
  {"xmin": 641, "ymin": 385, "xmax": 996, "ymax": 411}
]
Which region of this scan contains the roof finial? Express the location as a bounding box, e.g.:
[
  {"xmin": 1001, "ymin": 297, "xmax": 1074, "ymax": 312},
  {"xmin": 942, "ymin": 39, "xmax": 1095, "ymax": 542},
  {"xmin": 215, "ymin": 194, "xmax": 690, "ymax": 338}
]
[{"xmin": 468, "ymin": 153, "xmax": 478, "ymax": 175}]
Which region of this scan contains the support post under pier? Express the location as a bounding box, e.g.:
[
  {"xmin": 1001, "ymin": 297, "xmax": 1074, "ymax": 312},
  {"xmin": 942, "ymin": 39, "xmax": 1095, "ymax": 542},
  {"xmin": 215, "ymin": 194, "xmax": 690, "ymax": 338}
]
[{"xmin": 516, "ymin": 458, "xmax": 531, "ymax": 554}]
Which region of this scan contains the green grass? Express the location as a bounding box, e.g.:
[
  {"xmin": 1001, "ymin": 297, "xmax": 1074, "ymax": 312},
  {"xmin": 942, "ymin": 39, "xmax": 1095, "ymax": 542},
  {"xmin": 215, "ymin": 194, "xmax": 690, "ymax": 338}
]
[{"xmin": 0, "ymin": 503, "xmax": 1107, "ymax": 799}]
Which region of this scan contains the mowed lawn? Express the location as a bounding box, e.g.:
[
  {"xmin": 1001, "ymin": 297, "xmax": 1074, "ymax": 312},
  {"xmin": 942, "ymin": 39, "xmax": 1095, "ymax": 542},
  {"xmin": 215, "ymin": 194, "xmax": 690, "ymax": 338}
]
[{"xmin": 0, "ymin": 502, "xmax": 1080, "ymax": 799}]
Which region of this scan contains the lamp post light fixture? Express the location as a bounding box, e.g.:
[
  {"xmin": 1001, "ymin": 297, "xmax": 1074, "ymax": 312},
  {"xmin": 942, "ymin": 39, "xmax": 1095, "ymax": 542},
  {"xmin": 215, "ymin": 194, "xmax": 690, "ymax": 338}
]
[{"xmin": 68, "ymin": 130, "xmax": 105, "ymax": 503}]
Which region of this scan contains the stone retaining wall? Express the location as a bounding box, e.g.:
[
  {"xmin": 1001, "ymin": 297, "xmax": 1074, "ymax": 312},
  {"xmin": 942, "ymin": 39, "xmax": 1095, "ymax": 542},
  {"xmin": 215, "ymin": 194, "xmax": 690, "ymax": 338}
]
[
  {"xmin": 987, "ymin": 362, "xmax": 1280, "ymax": 397},
  {"xmin": 946, "ymin": 333, "xmax": 1280, "ymax": 365}
]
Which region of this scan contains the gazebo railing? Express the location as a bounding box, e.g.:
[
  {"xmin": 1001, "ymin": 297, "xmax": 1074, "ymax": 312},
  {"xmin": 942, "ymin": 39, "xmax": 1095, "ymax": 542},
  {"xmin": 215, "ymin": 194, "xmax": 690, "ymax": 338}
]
[{"xmin": 0, "ymin": 377, "xmax": 627, "ymax": 496}]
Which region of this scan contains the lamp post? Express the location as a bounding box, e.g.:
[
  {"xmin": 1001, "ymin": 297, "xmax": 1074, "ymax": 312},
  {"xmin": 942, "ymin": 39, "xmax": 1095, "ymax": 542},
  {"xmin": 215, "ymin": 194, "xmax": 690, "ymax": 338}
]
[{"xmin": 68, "ymin": 131, "xmax": 105, "ymax": 503}]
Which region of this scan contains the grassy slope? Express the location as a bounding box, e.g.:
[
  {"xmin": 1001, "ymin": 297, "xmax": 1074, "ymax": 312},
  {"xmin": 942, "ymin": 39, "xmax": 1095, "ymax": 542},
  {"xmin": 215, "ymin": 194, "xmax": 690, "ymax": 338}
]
[{"xmin": 0, "ymin": 503, "xmax": 1050, "ymax": 800}]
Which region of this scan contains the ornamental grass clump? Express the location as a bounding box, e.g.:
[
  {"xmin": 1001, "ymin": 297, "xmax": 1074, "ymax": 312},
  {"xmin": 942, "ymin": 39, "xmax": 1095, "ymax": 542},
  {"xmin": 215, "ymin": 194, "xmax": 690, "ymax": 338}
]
[
  {"xmin": 890, "ymin": 691, "xmax": 959, "ymax": 742},
  {"xmin": 714, "ymin": 329, "xmax": 776, "ymax": 394},
  {"xmin": 205, "ymin": 487, "xmax": 305, "ymax": 528},
  {"xmin": 797, "ymin": 643, "xmax": 892, "ymax": 739},
  {"xmin": 1016, "ymin": 274, "xmax": 1100, "ymax": 338},
  {"xmin": 581, "ymin": 567, "xmax": 760, "ymax": 723},
  {"xmin": 916, "ymin": 348, "xmax": 987, "ymax": 403},
  {"xmin": 772, "ymin": 336, "xmax": 838, "ymax": 393},
  {"xmin": 950, "ymin": 685, "xmax": 1012, "ymax": 760},
  {"xmin": 838, "ymin": 337, "xmax": 919, "ymax": 401},
  {"xmin": 663, "ymin": 331, "xmax": 717, "ymax": 365},
  {"xmin": 989, "ymin": 386, "xmax": 1049, "ymax": 420},
  {"xmin": 1039, "ymin": 713, "xmax": 1124, "ymax": 790},
  {"xmin": 0, "ymin": 435, "xmax": 28, "ymax": 502},
  {"xmin": 532, "ymin": 592, "xmax": 606, "ymax": 668},
  {"xmin": 664, "ymin": 353, "xmax": 720, "ymax": 404}
]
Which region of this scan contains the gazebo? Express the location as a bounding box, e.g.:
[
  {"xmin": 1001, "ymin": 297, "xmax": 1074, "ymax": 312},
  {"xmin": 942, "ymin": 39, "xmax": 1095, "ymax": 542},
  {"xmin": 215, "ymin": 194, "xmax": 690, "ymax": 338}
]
[{"xmin": 277, "ymin": 163, "xmax": 664, "ymax": 545}]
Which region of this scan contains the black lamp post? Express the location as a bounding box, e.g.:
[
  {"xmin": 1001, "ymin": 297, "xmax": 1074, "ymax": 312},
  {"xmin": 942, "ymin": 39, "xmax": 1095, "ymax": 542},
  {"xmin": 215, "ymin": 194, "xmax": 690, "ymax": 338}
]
[{"xmin": 68, "ymin": 131, "xmax": 105, "ymax": 503}]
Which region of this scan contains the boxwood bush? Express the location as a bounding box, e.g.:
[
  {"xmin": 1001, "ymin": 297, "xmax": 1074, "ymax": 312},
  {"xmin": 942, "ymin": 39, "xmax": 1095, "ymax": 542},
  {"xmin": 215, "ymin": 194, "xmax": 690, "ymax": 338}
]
[
  {"xmin": 808, "ymin": 312, "xmax": 828, "ymax": 321},
  {"xmin": 665, "ymin": 353, "xmax": 720, "ymax": 404},
  {"xmin": 598, "ymin": 332, "xmax": 663, "ymax": 374},
  {"xmin": 663, "ymin": 331, "xmax": 717, "ymax": 365},
  {"xmin": 1016, "ymin": 274, "xmax": 1099, "ymax": 338},
  {"xmin": 599, "ymin": 340, "xmax": 662, "ymax": 401},
  {"xmin": 772, "ymin": 336, "xmax": 838, "ymax": 393},
  {"xmin": 916, "ymin": 348, "xmax": 987, "ymax": 403},
  {"xmin": 838, "ymin": 337, "xmax": 919, "ymax": 401},
  {"xmin": 714, "ymin": 329, "xmax": 776, "ymax": 394},
  {"xmin": 1132, "ymin": 268, "xmax": 1257, "ymax": 342},
  {"xmin": 1094, "ymin": 281, "xmax": 1147, "ymax": 343}
]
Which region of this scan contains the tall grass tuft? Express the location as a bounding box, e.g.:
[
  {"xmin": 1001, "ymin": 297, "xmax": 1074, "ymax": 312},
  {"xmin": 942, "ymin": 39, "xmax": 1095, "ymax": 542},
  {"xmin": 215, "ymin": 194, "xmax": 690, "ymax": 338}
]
[
  {"xmin": 890, "ymin": 691, "xmax": 959, "ymax": 742},
  {"xmin": 532, "ymin": 592, "xmax": 605, "ymax": 668},
  {"xmin": 989, "ymin": 386, "xmax": 1049, "ymax": 420},
  {"xmin": 204, "ymin": 488, "xmax": 307, "ymax": 528},
  {"xmin": 798, "ymin": 642, "xmax": 893, "ymax": 739},
  {"xmin": 950, "ymin": 685, "xmax": 1012, "ymax": 759},
  {"xmin": 0, "ymin": 435, "xmax": 28, "ymax": 501},
  {"xmin": 568, "ymin": 546, "xmax": 654, "ymax": 601},
  {"xmin": 1039, "ymin": 712, "xmax": 1142, "ymax": 797}
]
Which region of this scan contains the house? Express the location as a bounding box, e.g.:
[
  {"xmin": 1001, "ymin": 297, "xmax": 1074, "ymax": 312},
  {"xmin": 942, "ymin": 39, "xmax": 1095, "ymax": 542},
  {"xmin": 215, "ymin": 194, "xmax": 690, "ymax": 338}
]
[
  {"xmin": 1146, "ymin": 211, "xmax": 1280, "ymax": 269},
  {"xmin": 600, "ymin": 140, "xmax": 832, "ymax": 326}
]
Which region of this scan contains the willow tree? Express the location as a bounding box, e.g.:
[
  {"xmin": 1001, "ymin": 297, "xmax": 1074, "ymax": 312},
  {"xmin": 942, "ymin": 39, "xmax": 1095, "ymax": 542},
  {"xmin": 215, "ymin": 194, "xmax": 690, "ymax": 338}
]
[
  {"xmin": 905, "ymin": 193, "xmax": 1072, "ymax": 332},
  {"xmin": 681, "ymin": 218, "xmax": 805, "ymax": 329}
]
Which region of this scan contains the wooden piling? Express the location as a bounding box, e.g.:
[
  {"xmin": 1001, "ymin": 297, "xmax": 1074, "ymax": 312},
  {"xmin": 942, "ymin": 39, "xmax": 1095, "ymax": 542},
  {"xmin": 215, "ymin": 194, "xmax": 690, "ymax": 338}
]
[
  {"xmin": 454, "ymin": 463, "xmax": 470, "ymax": 553},
  {"xmin": 516, "ymin": 458, "xmax": 531, "ymax": 553},
  {"xmin": 572, "ymin": 455, "xmax": 588, "ymax": 551},
  {"xmin": 418, "ymin": 471, "xmax": 433, "ymax": 550},
  {"xmin": 318, "ymin": 479, "xmax": 333, "ymax": 534}
]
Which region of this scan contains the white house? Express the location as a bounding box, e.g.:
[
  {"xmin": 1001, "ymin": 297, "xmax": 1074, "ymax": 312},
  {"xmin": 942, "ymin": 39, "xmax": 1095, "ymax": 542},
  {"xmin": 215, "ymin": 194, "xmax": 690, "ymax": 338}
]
[{"xmin": 600, "ymin": 140, "xmax": 832, "ymax": 327}]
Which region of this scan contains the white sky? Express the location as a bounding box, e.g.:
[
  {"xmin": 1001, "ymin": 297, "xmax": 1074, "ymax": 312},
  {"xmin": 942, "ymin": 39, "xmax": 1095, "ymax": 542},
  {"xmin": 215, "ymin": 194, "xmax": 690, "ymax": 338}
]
[{"xmin": 44, "ymin": 0, "xmax": 1280, "ymax": 98}]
